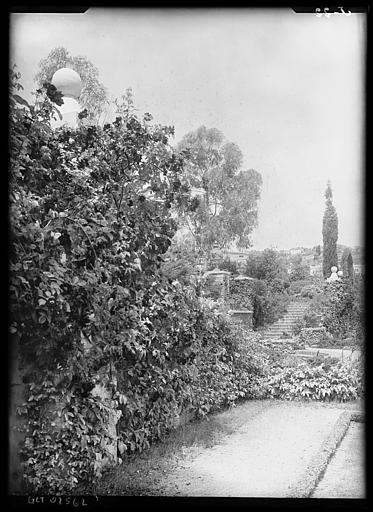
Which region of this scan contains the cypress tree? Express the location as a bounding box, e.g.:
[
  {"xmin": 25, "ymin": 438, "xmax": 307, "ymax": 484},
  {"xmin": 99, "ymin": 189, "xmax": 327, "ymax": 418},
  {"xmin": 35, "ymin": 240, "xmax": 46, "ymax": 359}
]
[
  {"xmin": 322, "ymin": 181, "xmax": 338, "ymax": 278},
  {"xmin": 347, "ymin": 252, "xmax": 354, "ymax": 281},
  {"xmin": 341, "ymin": 247, "xmax": 354, "ymax": 281}
]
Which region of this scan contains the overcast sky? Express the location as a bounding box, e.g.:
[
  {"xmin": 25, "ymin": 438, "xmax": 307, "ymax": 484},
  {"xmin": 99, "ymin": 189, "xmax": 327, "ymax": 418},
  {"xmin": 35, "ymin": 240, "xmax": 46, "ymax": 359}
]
[{"xmin": 10, "ymin": 8, "xmax": 365, "ymax": 250}]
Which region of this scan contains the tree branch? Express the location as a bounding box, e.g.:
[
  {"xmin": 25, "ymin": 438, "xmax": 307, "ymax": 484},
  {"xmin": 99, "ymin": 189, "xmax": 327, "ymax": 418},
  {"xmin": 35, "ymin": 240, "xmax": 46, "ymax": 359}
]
[
  {"xmin": 117, "ymin": 184, "xmax": 125, "ymax": 219},
  {"xmin": 66, "ymin": 216, "xmax": 98, "ymax": 263}
]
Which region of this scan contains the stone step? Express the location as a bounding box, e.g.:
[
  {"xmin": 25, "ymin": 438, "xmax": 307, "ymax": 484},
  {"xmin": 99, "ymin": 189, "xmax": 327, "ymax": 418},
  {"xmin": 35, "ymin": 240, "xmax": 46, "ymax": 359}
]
[
  {"xmin": 262, "ymin": 329, "xmax": 292, "ymax": 334},
  {"xmin": 268, "ymin": 329, "xmax": 294, "ymax": 332},
  {"xmin": 285, "ymin": 310, "xmax": 308, "ymax": 313},
  {"xmin": 270, "ymin": 320, "xmax": 296, "ymax": 324},
  {"xmin": 266, "ymin": 328, "xmax": 293, "ymax": 331},
  {"xmin": 269, "ymin": 327, "xmax": 297, "ymax": 331},
  {"xmin": 266, "ymin": 324, "xmax": 294, "ymax": 328},
  {"xmin": 280, "ymin": 311, "xmax": 306, "ymax": 315},
  {"xmin": 274, "ymin": 322, "xmax": 302, "ymax": 326},
  {"xmin": 278, "ymin": 311, "xmax": 307, "ymax": 316},
  {"xmin": 264, "ymin": 333, "xmax": 292, "ymax": 336},
  {"xmin": 260, "ymin": 302, "xmax": 311, "ymax": 338}
]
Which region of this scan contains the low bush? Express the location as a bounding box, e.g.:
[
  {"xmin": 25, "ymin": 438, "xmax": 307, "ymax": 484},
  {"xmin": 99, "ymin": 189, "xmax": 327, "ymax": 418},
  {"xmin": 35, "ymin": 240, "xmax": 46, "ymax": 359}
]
[
  {"xmin": 292, "ymin": 309, "xmax": 322, "ymax": 336},
  {"xmin": 269, "ymin": 277, "xmax": 289, "ymax": 294},
  {"xmin": 303, "ymin": 311, "xmax": 322, "ymax": 327},
  {"xmin": 178, "ymin": 323, "xmax": 269, "ymax": 418},
  {"xmin": 306, "ymin": 354, "xmax": 340, "ymax": 370},
  {"xmin": 298, "ymin": 327, "xmax": 333, "ymax": 347},
  {"xmin": 253, "ymin": 337, "xmax": 294, "ymax": 371},
  {"xmin": 216, "ymin": 258, "xmax": 239, "ymax": 275},
  {"xmin": 265, "ymin": 360, "xmax": 363, "ymax": 402},
  {"xmin": 300, "ymin": 284, "xmax": 318, "ymax": 298},
  {"xmin": 291, "ymin": 336, "xmax": 306, "ymax": 350},
  {"xmin": 288, "ymin": 279, "xmax": 313, "ymax": 295},
  {"xmin": 292, "ymin": 318, "xmax": 306, "ymax": 336}
]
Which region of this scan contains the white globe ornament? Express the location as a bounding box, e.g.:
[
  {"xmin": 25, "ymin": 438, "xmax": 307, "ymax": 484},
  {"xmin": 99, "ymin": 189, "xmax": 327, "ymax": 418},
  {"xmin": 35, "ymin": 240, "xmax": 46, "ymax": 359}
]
[
  {"xmin": 328, "ymin": 266, "xmax": 339, "ymax": 283},
  {"xmin": 51, "ymin": 68, "xmax": 82, "ymax": 98},
  {"xmin": 51, "ymin": 68, "xmax": 83, "ymax": 129}
]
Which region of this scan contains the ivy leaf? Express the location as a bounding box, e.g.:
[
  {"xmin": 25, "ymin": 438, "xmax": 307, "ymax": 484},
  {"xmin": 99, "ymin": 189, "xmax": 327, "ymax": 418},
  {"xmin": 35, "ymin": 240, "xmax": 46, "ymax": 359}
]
[{"xmin": 13, "ymin": 94, "xmax": 30, "ymax": 108}]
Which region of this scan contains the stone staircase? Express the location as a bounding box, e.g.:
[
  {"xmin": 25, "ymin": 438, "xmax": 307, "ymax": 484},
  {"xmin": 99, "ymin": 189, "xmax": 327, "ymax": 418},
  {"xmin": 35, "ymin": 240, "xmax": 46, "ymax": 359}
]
[{"xmin": 260, "ymin": 300, "xmax": 310, "ymax": 339}]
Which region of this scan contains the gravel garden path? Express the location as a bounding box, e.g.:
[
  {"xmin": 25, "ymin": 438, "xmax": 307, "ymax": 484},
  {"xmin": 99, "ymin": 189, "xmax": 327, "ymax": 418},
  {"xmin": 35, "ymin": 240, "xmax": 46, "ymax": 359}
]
[
  {"xmin": 97, "ymin": 399, "xmax": 364, "ymax": 497},
  {"xmin": 155, "ymin": 401, "xmax": 349, "ymax": 497}
]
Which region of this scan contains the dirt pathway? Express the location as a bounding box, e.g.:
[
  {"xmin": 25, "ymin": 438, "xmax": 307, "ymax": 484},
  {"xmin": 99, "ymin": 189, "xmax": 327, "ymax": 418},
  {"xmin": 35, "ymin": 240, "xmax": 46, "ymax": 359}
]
[
  {"xmin": 142, "ymin": 402, "xmax": 343, "ymax": 497},
  {"xmin": 90, "ymin": 399, "xmax": 363, "ymax": 497}
]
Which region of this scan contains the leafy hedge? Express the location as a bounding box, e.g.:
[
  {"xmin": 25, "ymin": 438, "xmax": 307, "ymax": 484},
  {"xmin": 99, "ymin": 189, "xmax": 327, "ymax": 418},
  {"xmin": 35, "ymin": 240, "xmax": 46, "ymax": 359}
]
[
  {"xmin": 265, "ymin": 361, "xmax": 363, "ymax": 401},
  {"xmin": 9, "ymin": 70, "xmax": 267, "ymax": 494}
]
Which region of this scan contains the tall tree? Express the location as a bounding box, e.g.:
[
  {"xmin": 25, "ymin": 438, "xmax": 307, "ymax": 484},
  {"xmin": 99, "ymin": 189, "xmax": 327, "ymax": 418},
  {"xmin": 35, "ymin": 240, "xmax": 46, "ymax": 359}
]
[
  {"xmin": 35, "ymin": 47, "xmax": 107, "ymax": 123},
  {"xmin": 322, "ymin": 181, "xmax": 339, "ymax": 278},
  {"xmin": 176, "ymin": 126, "xmax": 262, "ymax": 259},
  {"xmin": 340, "ymin": 247, "xmax": 354, "ymax": 281},
  {"xmin": 290, "ymin": 254, "xmax": 309, "ymax": 281},
  {"xmin": 245, "ymin": 248, "xmax": 287, "ymax": 282},
  {"xmin": 313, "ymin": 244, "xmax": 321, "ymax": 257}
]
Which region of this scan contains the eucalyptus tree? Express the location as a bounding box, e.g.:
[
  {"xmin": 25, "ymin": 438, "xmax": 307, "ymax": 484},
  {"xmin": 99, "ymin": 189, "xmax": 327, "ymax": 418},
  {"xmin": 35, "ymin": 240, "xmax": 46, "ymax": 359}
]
[{"xmin": 176, "ymin": 126, "xmax": 262, "ymax": 260}]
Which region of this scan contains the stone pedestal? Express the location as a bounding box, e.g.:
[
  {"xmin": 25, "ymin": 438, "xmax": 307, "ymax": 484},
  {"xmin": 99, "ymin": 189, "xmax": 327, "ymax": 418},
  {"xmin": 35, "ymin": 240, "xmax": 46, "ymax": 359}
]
[
  {"xmin": 229, "ymin": 309, "xmax": 253, "ymax": 328},
  {"xmin": 51, "ymin": 67, "xmax": 83, "ymax": 130},
  {"xmin": 89, "ymin": 364, "xmax": 120, "ymax": 469},
  {"xmin": 203, "ymin": 269, "xmax": 230, "ymax": 301},
  {"xmin": 51, "ymin": 97, "xmax": 81, "ymax": 129}
]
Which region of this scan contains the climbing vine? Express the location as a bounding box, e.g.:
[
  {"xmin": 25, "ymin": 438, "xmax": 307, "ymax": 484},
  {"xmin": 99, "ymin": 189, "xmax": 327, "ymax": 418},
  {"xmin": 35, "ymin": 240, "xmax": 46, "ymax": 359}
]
[
  {"xmin": 9, "ymin": 68, "xmax": 267, "ymax": 494},
  {"xmin": 9, "ymin": 67, "xmax": 190, "ymax": 493}
]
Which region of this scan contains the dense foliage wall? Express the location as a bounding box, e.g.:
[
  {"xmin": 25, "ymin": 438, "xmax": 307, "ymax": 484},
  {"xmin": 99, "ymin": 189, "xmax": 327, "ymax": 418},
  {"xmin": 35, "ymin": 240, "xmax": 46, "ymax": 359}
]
[{"xmin": 9, "ymin": 71, "xmax": 266, "ymax": 494}]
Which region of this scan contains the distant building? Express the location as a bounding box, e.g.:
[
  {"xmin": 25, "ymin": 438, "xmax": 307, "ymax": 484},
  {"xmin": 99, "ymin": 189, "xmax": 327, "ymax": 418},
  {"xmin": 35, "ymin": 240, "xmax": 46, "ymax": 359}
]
[
  {"xmin": 302, "ymin": 254, "xmax": 315, "ymax": 264},
  {"xmin": 309, "ymin": 264, "xmax": 323, "ymax": 277},
  {"xmin": 221, "ymin": 249, "xmax": 250, "ymax": 263},
  {"xmin": 353, "ymin": 264, "xmax": 365, "ymax": 276},
  {"xmin": 289, "ymin": 247, "xmax": 303, "ymax": 256}
]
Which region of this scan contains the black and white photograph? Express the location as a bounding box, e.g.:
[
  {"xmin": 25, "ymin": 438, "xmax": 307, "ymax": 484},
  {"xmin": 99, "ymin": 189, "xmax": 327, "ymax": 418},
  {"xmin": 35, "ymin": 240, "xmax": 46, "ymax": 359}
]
[{"xmin": 9, "ymin": 5, "xmax": 366, "ymax": 502}]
